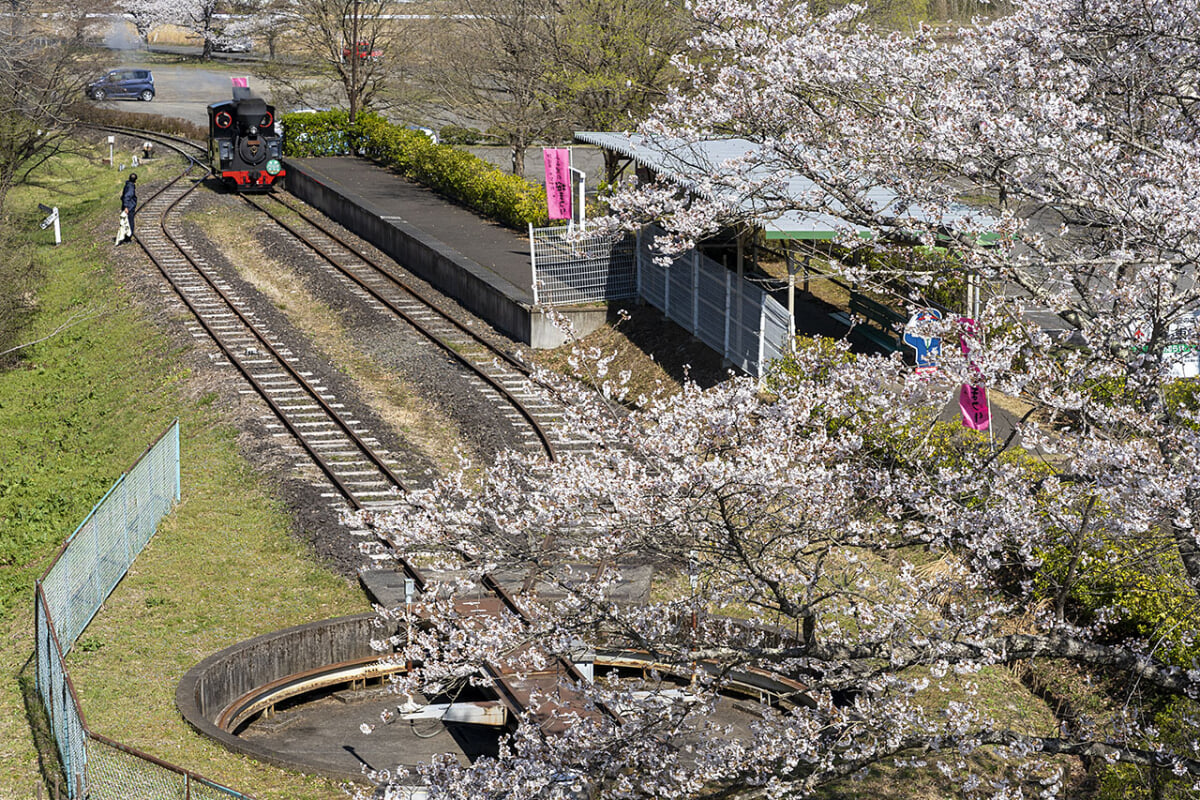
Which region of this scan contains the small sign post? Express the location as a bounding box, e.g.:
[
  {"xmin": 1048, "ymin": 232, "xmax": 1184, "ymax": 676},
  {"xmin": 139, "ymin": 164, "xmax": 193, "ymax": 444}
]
[
  {"xmin": 38, "ymin": 203, "xmax": 60, "ymax": 245},
  {"xmin": 570, "ymin": 166, "xmax": 586, "ymax": 230},
  {"xmin": 107, "ymin": 135, "xmax": 115, "ymax": 167}
]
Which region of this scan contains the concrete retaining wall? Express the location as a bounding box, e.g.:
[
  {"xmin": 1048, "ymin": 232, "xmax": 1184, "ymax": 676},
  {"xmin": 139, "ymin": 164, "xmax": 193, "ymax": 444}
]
[
  {"xmin": 284, "ymin": 160, "xmax": 607, "ymax": 348},
  {"xmin": 175, "ymin": 614, "xmax": 389, "ymax": 772}
]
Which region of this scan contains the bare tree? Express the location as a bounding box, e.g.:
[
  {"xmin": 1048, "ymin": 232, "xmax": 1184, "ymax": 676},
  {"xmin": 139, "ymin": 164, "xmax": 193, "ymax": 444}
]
[
  {"xmin": 127, "ymin": 0, "xmax": 224, "ymax": 58},
  {"xmin": 543, "ymin": 0, "xmax": 696, "ymax": 182},
  {"xmin": 423, "ymin": 0, "xmax": 561, "ymax": 176},
  {"xmin": 223, "ymin": 0, "xmax": 291, "ymax": 60},
  {"xmin": 253, "ymin": 0, "xmax": 421, "ymax": 120},
  {"xmin": 0, "ymin": 7, "xmax": 92, "ymax": 213},
  {"xmin": 0, "ymin": 1, "xmax": 97, "ymax": 359}
]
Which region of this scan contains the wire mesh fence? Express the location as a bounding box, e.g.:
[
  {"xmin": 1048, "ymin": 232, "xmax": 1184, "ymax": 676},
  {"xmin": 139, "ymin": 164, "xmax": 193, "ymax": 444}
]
[
  {"xmin": 529, "ymin": 225, "xmax": 637, "ymax": 305},
  {"xmin": 638, "ymin": 230, "xmax": 791, "ymax": 377},
  {"xmin": 85, "ymin": 740, "xmax": 189, "ymax": 800},
  {"xmin": 85, "ymin": 736, "xmax": 251, "ymax": 800},
  {"xmin": 530, "ymin": 223, "xmax": 790, "ymax": 376},
  {"xmin": 32, "ymin": 421, "xmax": 246, "ymax": 800},
  {"xmin": 35, "ymin": 592, "xmax": 86, "ymax": 795},
  {"xmin": 40, "ymin": 423, "xmax": 180, "ymax": 651}
]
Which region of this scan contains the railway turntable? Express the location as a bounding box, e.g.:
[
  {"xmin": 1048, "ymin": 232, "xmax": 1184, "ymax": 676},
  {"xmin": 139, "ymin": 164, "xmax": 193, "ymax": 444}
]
[{"xmin": 177, "ymin": 603, "xmax": 808, "ymax": 785}]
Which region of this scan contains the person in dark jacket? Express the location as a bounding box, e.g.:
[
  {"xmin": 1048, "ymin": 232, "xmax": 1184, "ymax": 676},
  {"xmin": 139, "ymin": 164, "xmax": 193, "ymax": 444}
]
[{"xmin": 119, "ymin": 173, "xmax": 137, "ymax": 243}]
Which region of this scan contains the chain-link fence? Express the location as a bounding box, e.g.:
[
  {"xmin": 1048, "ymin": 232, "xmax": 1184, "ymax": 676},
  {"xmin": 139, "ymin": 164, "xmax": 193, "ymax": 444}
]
[
  {"xmin": 34, "ymin": 590, "xmax": 86, "ymax": 795},
  {"xmin": 85, "ymin": 735, "xmax": 251, "ymax": 800},
  {"xmin": 33, "ymin": 421, "xmax": 248, "ymax": 799},
  {"xmin": 529, "ymin": 225, "xmax": 637, "ymax": 305}
]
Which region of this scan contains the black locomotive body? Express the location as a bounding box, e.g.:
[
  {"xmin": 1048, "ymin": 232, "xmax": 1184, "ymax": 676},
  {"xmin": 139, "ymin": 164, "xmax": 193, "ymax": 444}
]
[{"xmin": 207, "ymin": 89, "xmax": 285, "ymax": 191}]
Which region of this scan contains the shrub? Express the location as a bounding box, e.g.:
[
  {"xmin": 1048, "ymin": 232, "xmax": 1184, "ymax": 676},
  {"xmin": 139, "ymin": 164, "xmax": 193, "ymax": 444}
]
[
  {"xmin": 439, "ymin": 124, "xmax": 489, "ymax": 145},
  {"xmin": 72, "ymin": 104, "xmax": 207, "ymax": 141},
  {"xmin": 281, "ymin": 111, "xmax": 549, "ymax": 229},
  {"xmin": 279, "ymin": 109, "xmax": 355, "ymax": 157}
]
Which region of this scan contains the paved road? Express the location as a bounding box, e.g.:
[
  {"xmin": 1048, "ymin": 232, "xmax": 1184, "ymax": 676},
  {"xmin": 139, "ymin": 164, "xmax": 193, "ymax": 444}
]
[{"xmin": 88, "ymin": 58, "xmax": 274, "ymax": 127}]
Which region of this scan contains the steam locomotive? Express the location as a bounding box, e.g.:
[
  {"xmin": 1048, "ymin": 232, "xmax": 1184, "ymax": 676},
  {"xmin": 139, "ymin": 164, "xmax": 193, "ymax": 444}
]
[{"xmin": 207, "ymin": 88, "xmax": 285, "ymax": 192}]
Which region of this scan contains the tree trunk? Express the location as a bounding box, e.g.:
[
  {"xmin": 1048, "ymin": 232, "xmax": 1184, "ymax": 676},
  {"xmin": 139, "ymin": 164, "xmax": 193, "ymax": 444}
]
[
  {"xmin": 511, "ymin": 139, "xmax": 526, "ymax": 177},
  {"xmin": 349, "ymin": 0, "xmax": 360, "ymax": 123}
]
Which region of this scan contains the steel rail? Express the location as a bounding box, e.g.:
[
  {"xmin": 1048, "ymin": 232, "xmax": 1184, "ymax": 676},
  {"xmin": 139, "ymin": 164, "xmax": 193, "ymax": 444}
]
[
  {"xmin": 155, "ymin": 182, "xmax": 407, "ymax": 503},
  {"xmin": 88, "ymin": 123, "xmax": 208, "ymax": 162},
  {"xmin": 124, "ymin": 141, "xmax": 407, "ymax": 507},
  {"xmin": 243, "ymin": 192, "xmax": 558, "ymax": 462},
  {"xmin": 259, "ymin": 193, "xmax": 538, "ymax": 378},
  {"xmin": 84, "ymin": 123, "xmax": 634, "ymax": 746}
]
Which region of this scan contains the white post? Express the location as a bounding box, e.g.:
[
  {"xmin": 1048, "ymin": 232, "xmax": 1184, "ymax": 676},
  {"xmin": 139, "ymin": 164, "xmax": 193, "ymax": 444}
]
[
  {"xmin": 757, "ymin": 295, "xmax": 767, "ymax": 378},
  {"xmin": 785, "ymin": 243, "xmax": 796, "ymax": 350},
  {"xmin": 635, "ymin": 228, "xmax": 643, "ymax": 299},
  {"xmin": 578, "ymin": 173, "xmax": 586, "ymax": 230},
  {"xmin": 405, "ymin": 577, "xmax": 415, "ymax": 671},
  {"xmin": 568, "ymin": 148, "xmax": 586, "ymax": 231},
  {"xmin": 735, "ymin": 234, "xmax": 745, "ymax": 363},
  {"xmin": 663, "ymin": 247, "xmax": 671, "ymax": 317},
  {"xmin": 528, "ymin": 223, "xmax": 540, "ymax": 305},
  {"xmin": 724, "ymin": 270, "xmax": 732, "ymax": 362},
  {"xmin": 39, "ymin": 205, "xmax": 60, "ymax": 244}
]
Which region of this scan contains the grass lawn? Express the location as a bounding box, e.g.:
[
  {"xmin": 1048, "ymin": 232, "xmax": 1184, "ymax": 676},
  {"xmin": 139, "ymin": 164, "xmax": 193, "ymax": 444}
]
[{"xmin": 0, "ymin": 139, "xmax": 366, "ymax": 798}]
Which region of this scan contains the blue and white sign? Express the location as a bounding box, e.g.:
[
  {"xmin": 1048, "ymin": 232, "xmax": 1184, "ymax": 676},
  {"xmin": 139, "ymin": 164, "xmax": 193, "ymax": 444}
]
[{"xmin": 903, "ymin": 308, "xmax": 942, "ymax": 372}]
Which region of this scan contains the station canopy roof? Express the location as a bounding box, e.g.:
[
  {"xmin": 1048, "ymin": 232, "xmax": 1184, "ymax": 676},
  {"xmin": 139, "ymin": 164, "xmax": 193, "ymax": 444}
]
[{"xmin": 574, "ymin": 131, "xmax": 993, "ymax": 241}]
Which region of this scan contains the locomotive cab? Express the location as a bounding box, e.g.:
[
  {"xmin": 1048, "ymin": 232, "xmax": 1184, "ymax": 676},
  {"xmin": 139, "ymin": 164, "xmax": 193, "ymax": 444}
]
[{"xmin": 208, "ymin": 89, "xmax": 285, "ymax": 191}]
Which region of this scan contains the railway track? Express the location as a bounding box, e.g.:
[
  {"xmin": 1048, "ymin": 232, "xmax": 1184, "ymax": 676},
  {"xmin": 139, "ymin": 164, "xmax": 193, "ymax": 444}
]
[
  {"xmin": 113, "ymin": 129, "xmax": 412, "ymax": 534},
  {"xmin": 101, "ymin": 126, "xmax": 591, "ymax": 578},
  {"xmin": 105, "ymin": 127, "xmax": 701, "ymax": 761},
  {"xmin": 241, "ymin": 191, "xmax": 596, "ymax": 461},
  {"xmin": 120, "ymin": 127, "xmax": 604, "ymax": 667}
]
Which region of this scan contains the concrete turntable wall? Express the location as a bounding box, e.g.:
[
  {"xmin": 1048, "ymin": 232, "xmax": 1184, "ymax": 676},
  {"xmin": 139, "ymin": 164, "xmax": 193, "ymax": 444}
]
[{"xmin": 176, "ymin": 613, "xmax": 388, "ymax": 766}]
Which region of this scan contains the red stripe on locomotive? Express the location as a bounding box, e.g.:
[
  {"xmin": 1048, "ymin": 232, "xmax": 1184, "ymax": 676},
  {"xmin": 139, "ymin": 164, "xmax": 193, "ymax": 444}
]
[{"xmin": 222, "ymin": 169, "xmax": 286, "ymax": 187}]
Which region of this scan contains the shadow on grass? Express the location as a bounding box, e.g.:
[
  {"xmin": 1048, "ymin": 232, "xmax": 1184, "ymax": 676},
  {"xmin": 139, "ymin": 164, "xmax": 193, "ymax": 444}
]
[{"xmin": 18, "ymin": 654, "xmax": 70, "ymax": 800}]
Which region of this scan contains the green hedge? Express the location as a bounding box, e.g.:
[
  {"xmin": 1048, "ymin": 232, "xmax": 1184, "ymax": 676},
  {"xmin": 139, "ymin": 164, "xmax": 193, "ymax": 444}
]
[{"xmin": 281, "ymin": 111, "xmax": 549, "ymax": 229}]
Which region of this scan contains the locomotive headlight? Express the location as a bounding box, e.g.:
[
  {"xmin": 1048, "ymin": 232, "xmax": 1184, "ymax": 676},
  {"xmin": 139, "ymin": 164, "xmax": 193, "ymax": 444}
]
[{"xmin": 266, "ymin": 158, "xmax": 282, "ymax": 175}]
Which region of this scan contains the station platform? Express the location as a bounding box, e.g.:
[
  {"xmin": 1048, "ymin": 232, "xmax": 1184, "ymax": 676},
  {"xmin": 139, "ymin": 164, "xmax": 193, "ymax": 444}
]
[{"xmin": 283, "ymin": 157, "xmax": 608, "ymax": 348}]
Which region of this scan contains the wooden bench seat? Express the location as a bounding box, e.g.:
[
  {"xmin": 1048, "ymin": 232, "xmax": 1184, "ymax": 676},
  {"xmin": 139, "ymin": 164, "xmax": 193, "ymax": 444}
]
[{"xmin": 847, "ymin": 292, "xmax": 905, "ymax": 352}]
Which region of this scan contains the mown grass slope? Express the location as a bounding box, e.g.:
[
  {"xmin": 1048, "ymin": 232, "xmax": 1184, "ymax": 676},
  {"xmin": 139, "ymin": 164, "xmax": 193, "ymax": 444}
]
[{"xmin": 0, "ymin": 139, "xmax": 364, "ymax": 799}]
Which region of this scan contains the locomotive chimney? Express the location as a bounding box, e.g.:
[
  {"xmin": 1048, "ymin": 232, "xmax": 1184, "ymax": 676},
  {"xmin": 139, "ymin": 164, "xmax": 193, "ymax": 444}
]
[{"xmin": 236, "ymin": 97, "xmax": 269, "ymax": 133}]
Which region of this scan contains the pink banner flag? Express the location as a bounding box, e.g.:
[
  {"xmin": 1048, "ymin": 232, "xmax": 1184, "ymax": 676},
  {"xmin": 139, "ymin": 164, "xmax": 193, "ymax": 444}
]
[
  {"xmin": 544, "ymin": 148, "xmax": 572, "ymax": 221},
  {"xmin": 959, "ymin": 383, "xmax": 990, "ymax": 430},
  {"xmin": 231, "ymin": 77, "xmax": 249, "ymax": 88},
  {"xmin": 957, "ymin": 316, "xmax": 990, "ymax": 430}
]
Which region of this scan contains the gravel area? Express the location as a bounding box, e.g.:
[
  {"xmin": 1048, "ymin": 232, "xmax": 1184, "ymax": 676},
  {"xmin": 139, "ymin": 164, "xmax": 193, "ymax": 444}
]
[
  {"xmin": 246, "ymin": 196, "xmax": 534, "ymax": 460},
  {"xmin": 115, "ymin": 184, "xmax": 411, "ymax": 578},
  {"xmin": 113, "ymin": 171, "xmax": 574, "ymax": 581}
]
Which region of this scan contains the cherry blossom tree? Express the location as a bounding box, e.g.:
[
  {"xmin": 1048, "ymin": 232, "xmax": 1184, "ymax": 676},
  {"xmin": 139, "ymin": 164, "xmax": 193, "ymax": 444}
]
[
  {"xmin": 358, "ymin": 1, "xmax": 1200, "ymax": 797},
  {"xmin": 126, "ymin": 0, "xmax": 222, "ymax": 58}
]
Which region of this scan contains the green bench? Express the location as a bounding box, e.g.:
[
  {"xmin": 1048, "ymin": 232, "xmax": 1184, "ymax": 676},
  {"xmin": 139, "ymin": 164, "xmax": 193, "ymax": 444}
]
[{"xmin": 847, "ymin": 292, "xmax": 905, "ymax": 352}]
